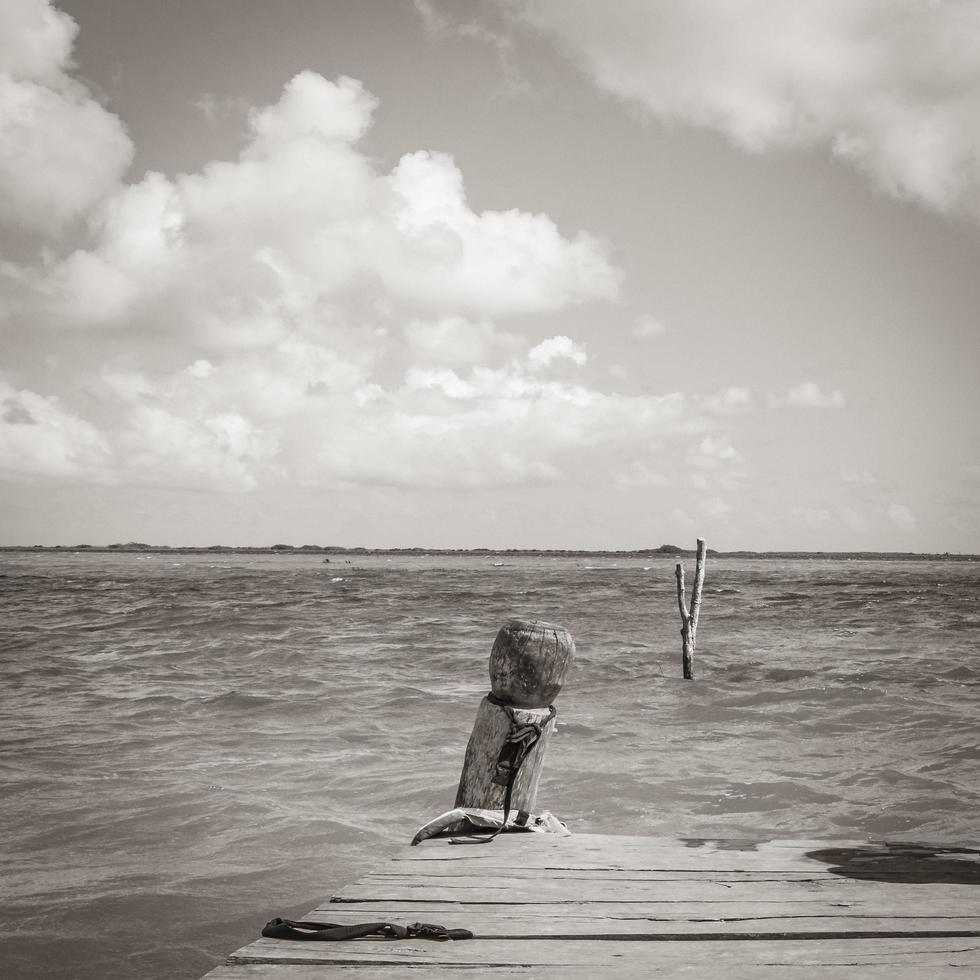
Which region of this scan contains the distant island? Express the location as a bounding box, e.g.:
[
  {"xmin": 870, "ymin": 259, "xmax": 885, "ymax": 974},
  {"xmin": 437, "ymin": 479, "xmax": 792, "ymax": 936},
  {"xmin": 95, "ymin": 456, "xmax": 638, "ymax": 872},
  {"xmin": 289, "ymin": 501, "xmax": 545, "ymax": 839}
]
[{"xmin": 0, "ymin": 543, "xmax": 974, "ymax": 561}]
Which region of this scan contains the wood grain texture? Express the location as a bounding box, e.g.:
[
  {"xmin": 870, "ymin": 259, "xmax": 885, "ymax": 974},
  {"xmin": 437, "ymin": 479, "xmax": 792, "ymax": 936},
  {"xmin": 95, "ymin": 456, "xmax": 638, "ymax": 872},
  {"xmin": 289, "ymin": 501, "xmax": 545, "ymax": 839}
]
[
  {"xmin": 487, "ymin": 620, "xmax": 573, "ymax": 708},
  {"xmin": 218, "ymin": 935, "xmax": 980, "ymax": 970},
  {"xmin": 201, "ymin": 833, "xmax": 980, "ymax": 979},
  {"xmin": 204, "ymin": 953, "xmax": 980, "ymax": 980},
  {"xmin": 452, "ymin": 697, "xmax": 556, "ymax": 811}
]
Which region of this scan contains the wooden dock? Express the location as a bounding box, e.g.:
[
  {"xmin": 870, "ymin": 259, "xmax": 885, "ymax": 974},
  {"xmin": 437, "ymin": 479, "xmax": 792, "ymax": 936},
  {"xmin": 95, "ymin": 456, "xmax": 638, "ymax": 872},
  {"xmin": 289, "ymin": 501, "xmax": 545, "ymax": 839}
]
[{"xmin": 202, "ymin": 832, "xmax": 980, "ymax": 978}]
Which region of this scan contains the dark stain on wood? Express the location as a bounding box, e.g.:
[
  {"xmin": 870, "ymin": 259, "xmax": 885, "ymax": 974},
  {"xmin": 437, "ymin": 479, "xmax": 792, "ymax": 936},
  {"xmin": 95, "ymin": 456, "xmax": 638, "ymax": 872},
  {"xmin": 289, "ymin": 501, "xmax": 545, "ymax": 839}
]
[{"xmin": 805, "ymin": 843, "xmax": 980, "ymax": 884}]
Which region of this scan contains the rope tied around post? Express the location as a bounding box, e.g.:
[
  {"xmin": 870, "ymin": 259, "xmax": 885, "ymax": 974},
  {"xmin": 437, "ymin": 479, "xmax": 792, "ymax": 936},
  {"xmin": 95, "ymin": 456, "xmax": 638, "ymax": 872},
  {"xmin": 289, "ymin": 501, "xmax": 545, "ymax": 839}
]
[
  {"xmin": 459, "ymin": 693, "xmax": 558, "ymax": 843},
  {"xmin": 487, "ymin": 692, "xmax": 556, "ymax": 789}
]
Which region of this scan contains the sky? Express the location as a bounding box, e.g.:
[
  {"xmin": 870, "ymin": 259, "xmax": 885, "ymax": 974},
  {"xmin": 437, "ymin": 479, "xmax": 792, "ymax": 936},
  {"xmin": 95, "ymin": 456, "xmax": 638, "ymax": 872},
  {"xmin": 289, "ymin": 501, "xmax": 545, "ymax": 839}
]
[{"xmin": 1, "ymin": 0, "xmax": 978, "ymax": 551}]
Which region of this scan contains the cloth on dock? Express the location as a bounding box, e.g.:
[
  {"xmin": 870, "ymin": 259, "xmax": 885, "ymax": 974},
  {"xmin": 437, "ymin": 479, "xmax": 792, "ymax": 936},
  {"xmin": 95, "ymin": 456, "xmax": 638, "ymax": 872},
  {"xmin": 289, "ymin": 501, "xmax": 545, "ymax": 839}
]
[
  {"xmin": 261, "ymin": 918, "xmax": 473, "ymax": 942},
  {"xmin": 410, "ymin": 807, "xmax": 570, "ymax": 845}
]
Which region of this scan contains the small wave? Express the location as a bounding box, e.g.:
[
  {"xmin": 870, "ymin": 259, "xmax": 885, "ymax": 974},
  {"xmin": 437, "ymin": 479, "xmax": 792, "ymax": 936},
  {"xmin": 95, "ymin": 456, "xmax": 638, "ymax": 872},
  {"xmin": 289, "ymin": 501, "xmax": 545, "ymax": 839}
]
[
  {"xmin": 937, "ymin": 664, "xmax": 980, "ymax": 681},
  {"xmin": 762, "ymin": 667, "xmax": 812, "ymax": 681},
  {"xmin": 558, "ymin": 722, "xmax": 599, "ymax": 737},
  {"xmin": 199, "ymin": 690, "xmax": 278, "ymax": 710}
]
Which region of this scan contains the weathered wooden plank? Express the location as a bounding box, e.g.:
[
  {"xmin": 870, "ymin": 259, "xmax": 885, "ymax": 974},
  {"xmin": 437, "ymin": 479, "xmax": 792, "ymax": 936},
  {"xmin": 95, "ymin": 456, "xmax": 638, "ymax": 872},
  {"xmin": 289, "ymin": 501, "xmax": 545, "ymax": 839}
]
[
  {"xmin": 205, "ymin": 951, "xmax": 980, "ymax": 980},
  {"xmin": 397, "ymin": 834, "xmax": 980, "ymax": 875},
  {"xmin": 333, "ymin": 875, "xmax": 980, "ymax": 904},
  {"xmin": 302, "ymin": 904, "xmax": 980, "ymax": 936},
  {"xmin": 397, "ymin": 835, "xmax": 888, "ymax": 858},
  {"xmin": 222, "ymin": 935, "xmax": 980, "ymax": 970},
  {"xmin": 313, "ymin": 895, "xmax": 980, "ymax": 917},
  {"xmin": 378, "ymin": 870, "xmax": 839, "ymax": 882}
]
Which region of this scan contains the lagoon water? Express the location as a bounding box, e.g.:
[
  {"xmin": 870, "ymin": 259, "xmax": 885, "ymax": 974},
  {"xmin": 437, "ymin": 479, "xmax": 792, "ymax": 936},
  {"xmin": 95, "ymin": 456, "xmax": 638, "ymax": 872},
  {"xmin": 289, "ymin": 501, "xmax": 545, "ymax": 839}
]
[{"xmin": 2, "ymin": 552, "xmax": 978, "ymax": 979}]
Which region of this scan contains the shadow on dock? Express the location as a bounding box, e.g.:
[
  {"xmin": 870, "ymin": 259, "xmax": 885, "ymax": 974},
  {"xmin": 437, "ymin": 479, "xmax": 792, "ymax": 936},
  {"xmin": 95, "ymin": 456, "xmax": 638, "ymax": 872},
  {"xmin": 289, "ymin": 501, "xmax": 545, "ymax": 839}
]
[{"xmin": 805, "ymin": 842, "xmax": 980, "ymax": 883}]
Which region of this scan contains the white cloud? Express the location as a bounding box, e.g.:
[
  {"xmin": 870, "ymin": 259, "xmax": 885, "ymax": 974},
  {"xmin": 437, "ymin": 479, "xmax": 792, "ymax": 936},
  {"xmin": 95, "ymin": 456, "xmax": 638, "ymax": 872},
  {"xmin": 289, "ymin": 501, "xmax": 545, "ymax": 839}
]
[
  {"xmin": 295, "ymin": 344, "xmax": 686, "ymax": 489},
  {"xmin": 404, "ymin": 366, "xmax": 477, "ymax": 400},
  {"xmin": 700, "ymin": 386, "xmax": 753, "ymax": 414},
  {"xmin": 514, "ymin": 0, "xmax": 980, "ymax": 221},
  {"xmin": 12, "ymin": 71, "xmax": 619, "ymax": 340},
  {"xmin": 412, "ymin": 0, "xmax": 450, "ymax": 34},
  {"xmin": 0, "ymin": 39, "xmax": 670, "ymax": 497},
  {"xmin": 0, "ymin": 379, "xmax": 111, "ymax": 478},
  {"xmin": 689, "ymin": 435, "xmax": 741, "ymax": 466},
  {"xmin": 375, "ymin": 149, "xmax": 620, "ymax": 314},
  {"xmin": 404, "ymin": 315, "xmax": 518, "ymax": 367},
  {"xmin": 116, "ymin": 403, "xmax": 277, "ymax": 492},
  {"xmin": 4, "ymin": 324, "xmax": 691, "ymax": 493},
  {"xmin": 0, "ymin": 0, "xmax": 76, "ymax": 84},
  {"xmin": 771, "ymin": 383, "xmax": 846, "ymax": 409},
  {"xmin": 527, "ymin": 335, "xmax": 588, "ymax": 369},
  {"xmin": 632, "ymin": 314, "xmax": 666, "ymax": 339},
  {"xmin": 187, "ymin": 359, "xmax": 215, "ymax": 379},
  {"xmin": 888, "ymin": 502, "xmax": 916, "ymax": 530},
  {"xmin": 0, "ymin": 1, "xmax": 132, "ymax": 235}
]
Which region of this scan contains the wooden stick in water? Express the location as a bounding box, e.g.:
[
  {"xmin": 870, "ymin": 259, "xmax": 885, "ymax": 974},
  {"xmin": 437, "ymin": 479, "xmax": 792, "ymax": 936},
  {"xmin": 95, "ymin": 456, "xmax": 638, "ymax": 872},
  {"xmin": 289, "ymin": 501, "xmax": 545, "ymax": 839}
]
[{"xmin": 676, "ymin": 538, "xmax": 706, "ymax": 679}]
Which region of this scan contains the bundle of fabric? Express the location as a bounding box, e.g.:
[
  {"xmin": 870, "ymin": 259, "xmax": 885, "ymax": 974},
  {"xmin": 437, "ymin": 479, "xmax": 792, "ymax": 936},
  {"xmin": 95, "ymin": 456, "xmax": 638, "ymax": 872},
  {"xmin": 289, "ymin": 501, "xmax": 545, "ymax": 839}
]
[{"xmin": 410, "ymin": 807, "xmax": 570, "ymax": 845}]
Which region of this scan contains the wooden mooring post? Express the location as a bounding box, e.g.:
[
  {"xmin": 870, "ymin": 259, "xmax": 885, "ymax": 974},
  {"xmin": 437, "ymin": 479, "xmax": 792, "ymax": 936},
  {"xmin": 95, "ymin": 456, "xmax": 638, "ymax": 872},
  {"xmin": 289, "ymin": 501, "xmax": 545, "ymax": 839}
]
[
  {"xmin": 675, "ymin": 537, "xmax": 706, "ymax": 679},
  {"xmin": 454, "ymin": 619, "xmax": 573, "ymax": 817}
]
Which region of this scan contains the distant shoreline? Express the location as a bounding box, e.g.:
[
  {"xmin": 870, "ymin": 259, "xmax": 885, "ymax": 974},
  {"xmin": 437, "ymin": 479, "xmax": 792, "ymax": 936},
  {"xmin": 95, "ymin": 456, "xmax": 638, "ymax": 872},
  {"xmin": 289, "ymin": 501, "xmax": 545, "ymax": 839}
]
[{"xmin": 0, "ymin": 544, "xmax": 975, "ymax": 561}]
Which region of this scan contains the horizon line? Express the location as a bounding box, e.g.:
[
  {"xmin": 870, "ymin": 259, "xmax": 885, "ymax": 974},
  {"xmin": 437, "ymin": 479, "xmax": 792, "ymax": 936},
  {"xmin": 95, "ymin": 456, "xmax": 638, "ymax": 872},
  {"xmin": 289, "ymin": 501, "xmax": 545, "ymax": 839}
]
[{"xmin": 1, "ymin": 544, "xmax": 975, "ymax": 560}]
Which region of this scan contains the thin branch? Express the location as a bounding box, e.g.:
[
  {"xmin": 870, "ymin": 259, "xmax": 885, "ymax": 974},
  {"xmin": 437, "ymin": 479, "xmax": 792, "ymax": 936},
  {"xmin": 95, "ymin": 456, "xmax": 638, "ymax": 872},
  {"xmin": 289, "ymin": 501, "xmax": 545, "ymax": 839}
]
[
  {"xmin": 675, "ymin": 562, "xmax": 690, "ymax": 623},
  {"xmin": 689, "ymin": 538, "xmax": 706, "ymax": 648}
]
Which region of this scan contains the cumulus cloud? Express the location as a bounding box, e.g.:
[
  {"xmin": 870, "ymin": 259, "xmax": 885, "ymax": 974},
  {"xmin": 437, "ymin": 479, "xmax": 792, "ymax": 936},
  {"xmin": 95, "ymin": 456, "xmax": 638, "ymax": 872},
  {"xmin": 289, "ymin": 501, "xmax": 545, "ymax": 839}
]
[
  {"xmin": 0, "ymin": 0, "xmax": 132, "ymax": 235},
  {"xmin": 0, "ymin": 379, "xmax": 111, "ymax": 478},
  {"xmin": 404, "ymin": 316, "xmax": 518, "ymax": 367},
  {"xmin": 0, "ymin": 59, "xmax": 638, "ymax": 492},
  {"xmin": 13, "ymin": 70, "xmax": 619, "ymax": 337},
  {"xmin": 1, "ymin": 9, "xmax": 725, "ymax": 498},
  {"xmin": 0, "ymin": 61, "xmax": 665, "ymax": 495},
  {"xmin": 686, "ymin": 434, "xmax": 746, "ymax": 495},
  {"xmin": 527, "ymin": 335, "xmax": 588, "ymax": 369},
  {"xmin": 376, "ymin": 149, "xmax": 620, "ymax": 314},
  {"xmin": 513, "ymin": 0, "xmax": 980, "ymax": 220},
  {"xmin": 0, "ymin": 0, "xmax": 76, "ymax": 82},
  {"xmin": 700, "ymin": 386, "xmax": 753, "ymax": 414},
  {"xmin": 296, "ymin": 351, "xmax": 688, "ymax": 488},
  {"xmin": 689, "ymin": 435, "xmax": 741, "ymax": 466}
]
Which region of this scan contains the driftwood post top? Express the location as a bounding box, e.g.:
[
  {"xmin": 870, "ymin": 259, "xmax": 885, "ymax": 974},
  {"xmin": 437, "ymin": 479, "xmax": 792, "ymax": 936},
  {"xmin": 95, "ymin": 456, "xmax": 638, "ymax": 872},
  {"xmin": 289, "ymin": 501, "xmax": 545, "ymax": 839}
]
[{"xmin": 489, "ymin": 619, "xmax": 574, "ymax": 708}]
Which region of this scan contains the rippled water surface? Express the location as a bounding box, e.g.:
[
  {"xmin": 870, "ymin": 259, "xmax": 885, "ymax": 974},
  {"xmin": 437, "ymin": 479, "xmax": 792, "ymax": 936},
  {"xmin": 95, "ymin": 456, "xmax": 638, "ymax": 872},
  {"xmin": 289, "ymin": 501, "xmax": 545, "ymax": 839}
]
[{"xmin": 2, "ymin": 553, "xmax": 978, "ymax": 979}]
